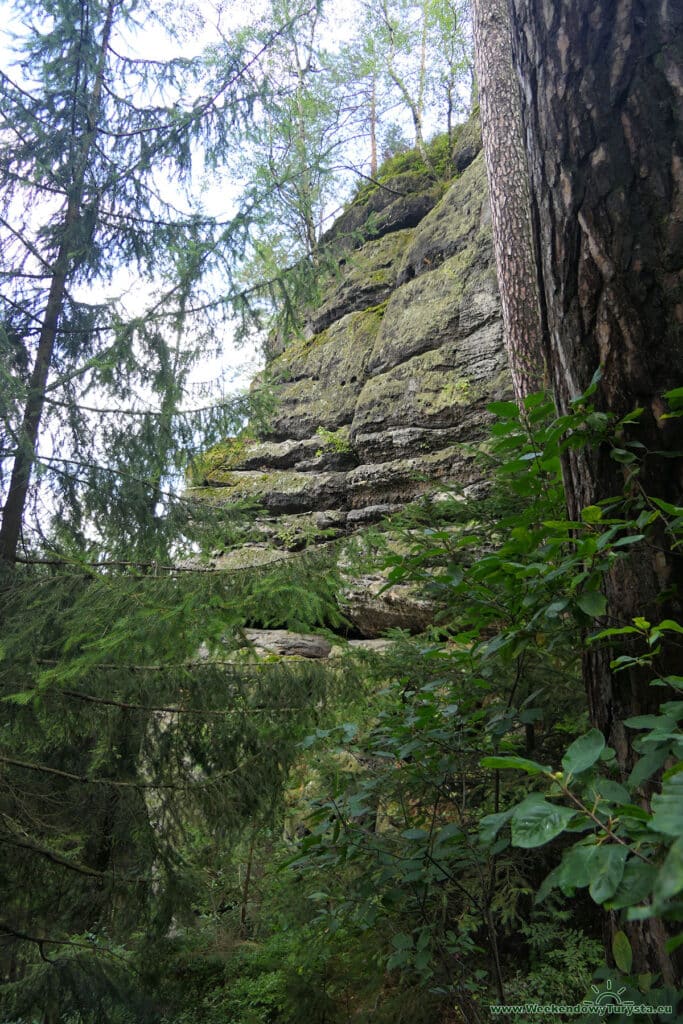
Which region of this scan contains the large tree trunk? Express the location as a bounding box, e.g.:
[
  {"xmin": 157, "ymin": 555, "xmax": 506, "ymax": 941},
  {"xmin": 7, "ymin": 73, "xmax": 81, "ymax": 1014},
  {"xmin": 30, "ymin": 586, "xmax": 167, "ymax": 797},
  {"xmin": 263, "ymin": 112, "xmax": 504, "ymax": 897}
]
[
  {"xmin": 472, "ymin": 0, "xmax": 546, "ymax": 403},
  {"xmin": 508, "ymin": 0, "xmax": 683, "ymax": 983}
]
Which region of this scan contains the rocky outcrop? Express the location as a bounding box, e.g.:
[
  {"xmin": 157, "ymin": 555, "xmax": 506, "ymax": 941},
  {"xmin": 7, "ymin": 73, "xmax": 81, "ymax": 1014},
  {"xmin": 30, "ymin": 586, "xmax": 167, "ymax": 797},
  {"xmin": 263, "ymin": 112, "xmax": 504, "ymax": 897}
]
[{"xmin": 188, "ymin": 120, "xmax": 509, "ymax": 636}]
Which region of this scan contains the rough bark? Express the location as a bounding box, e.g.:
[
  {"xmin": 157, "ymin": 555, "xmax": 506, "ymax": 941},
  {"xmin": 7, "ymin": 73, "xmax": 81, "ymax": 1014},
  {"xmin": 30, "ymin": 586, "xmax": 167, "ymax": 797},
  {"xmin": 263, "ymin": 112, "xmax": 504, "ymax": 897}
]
[
  {"xmin": 472, "ymin": 0, "xmax": 546, "ymax": 403},
  {"xmin": 508, "ymin": 0, "xmax": 683, "ymax": 983}
]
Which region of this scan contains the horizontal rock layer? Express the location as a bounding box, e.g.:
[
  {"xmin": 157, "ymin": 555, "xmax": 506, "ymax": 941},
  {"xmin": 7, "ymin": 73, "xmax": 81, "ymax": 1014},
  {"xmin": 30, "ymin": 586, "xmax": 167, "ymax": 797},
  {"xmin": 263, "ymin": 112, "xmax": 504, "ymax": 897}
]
[
  {"xmin": 189, "ymin": 122, "xmax": 509, "ymax": 635},
  {"xmin": 190, "ymin": 150, "xmax": 508, "ymax": 528}
]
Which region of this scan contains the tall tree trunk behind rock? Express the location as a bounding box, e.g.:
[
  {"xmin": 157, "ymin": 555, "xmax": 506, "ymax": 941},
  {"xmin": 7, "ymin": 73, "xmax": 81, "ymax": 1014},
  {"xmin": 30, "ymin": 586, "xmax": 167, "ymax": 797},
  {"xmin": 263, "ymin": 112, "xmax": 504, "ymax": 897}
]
[
  {"xmin": 508, "ymin": 0, "xmax": 683, "ymax": 983},
  {"xmin": 471, "ymin": 0, "xmax": 546, "ymax": 404}
]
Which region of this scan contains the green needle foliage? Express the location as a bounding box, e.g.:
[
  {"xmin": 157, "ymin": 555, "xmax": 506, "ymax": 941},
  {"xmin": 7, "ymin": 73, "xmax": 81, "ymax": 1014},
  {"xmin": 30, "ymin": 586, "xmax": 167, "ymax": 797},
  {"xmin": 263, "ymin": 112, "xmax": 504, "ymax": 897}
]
[
  {"xmin": 0, "ymin": 539, "xmax": 354, "ymax": 1021},
  {"xmin": 0, "ymin": 0, "xmax": 275, "ymax": 563}
]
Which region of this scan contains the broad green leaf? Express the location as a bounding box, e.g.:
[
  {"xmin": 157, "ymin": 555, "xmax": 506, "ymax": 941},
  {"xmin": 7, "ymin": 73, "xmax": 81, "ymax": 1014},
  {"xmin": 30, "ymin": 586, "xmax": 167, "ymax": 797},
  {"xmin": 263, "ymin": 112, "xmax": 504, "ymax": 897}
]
[
  {"xmin": 401, "ymin": 828, "xmax": 428, "ymax": 841},
  {"xmin": 535, "ymin": 864, "xmax": 562, "ymax": 903},
  {"xmin": 654, "ymin": 837, "xmax": 683, "ymax": 902},
  {"xmin": 628, "ymin": 746, "xmax": 669, "ymax": 788},
  {"xmin": 665, "ymin": 934, "xmax": 683, "ymax": 955},
  {"xmin": 624, "ymin": 714, "xmax": 666, "ymax": 729},
  {"xmin": 391, "ymin": 933, "xmax": 413, "ymax": 950},
  {"xmin": 387, "ymin": 951, "xmax": 410, "ymax": 970},
  {"xmin": 606, "ymin": 859, "xmax": 656, "ymax": 910},
  {"xmin": 655, "ymin": 619, "xmax": 683, "ymax": 635},
  {"xmin": 562, "ymin": 729, "xmax": 605, "ymax": 775},
  {"xmin": 577, "ymin": 591, "xmax": 607, "ymax": 617},
  {"xmin": 649, "ymin": 771, "xmax": 683, "ymax": 836},
  {"xmin": 610, "ymin": 448, "xmax": 637, "ymax": 464},
  {"xmin": 664, "ymin": 386, "xmax": 683, "ymax": 405},
  {"xmin": 612, "ymin": 931, "xmax": 633, "ymax": 974},
  {"xmin": 595, "ymin": 779, "xmax": 630, "ymax": 804},
  {"xmin": 557, "ymin": 843, "xmax": 594, "ymax": 893},
  {"xmin": 434, "ymin": 822, "xmax": 463, "ymax": 844},
  {"xmin": 414, "ymin": 949, "xmax": 431, "ymax": 972},
  {"xmin": 652, "ymin": 675, "xmax": 683, "ymax": 690},
  {"xmin": 588, "ymin": 845, "xmax": 629, "ymax": 904},
  {"xmin": 478, "ymin": 808, "xmax": 514, "ymax": 845},
  {"xmin": 611, "ymin": 533, "xmax": 646, "ymax": 547},
  {"xmin": 480, "ymin": 755, "xmax": 549, "ymax": 775},
  {"xmin": 590, "ymin": 625, "xmax": 640, "ymax": 641},
  {"xmin": 511, "ymin": 795, "xmax": 575, "ymax": 849},
  {"xmin": 664, "ymin": 759, "xmax": 683, "ymax": 781},
  {"xmin": 581, "ymin": 505, "xmax": 603, "ymax": 523},
  {"xmin": 487, "ymin": 400, "xmax": 520, "ymax": 418}
]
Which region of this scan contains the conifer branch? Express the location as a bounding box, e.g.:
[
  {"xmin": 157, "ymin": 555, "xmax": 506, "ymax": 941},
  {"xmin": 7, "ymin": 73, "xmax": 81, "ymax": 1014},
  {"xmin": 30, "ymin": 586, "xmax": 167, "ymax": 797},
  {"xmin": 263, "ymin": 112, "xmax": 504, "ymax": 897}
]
[
  {"xmin": 0, "ymin": 834, "xmax": 112, "ymax": 879},
  {"xmin": 0, "ymin": 919, "xmax": 137, "ymax": 968},
  {"xmin": 0, "ymin": 753, "xmax": 263, "ymax": 789}
]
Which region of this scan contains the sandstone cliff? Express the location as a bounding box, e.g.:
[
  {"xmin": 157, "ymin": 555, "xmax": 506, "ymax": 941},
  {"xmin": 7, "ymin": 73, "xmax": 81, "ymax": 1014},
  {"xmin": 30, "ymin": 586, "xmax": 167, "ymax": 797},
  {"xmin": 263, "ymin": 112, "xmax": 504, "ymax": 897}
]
[{"xmin": 188, "ymin": 119, "xmax": 509, "ymax": 634}]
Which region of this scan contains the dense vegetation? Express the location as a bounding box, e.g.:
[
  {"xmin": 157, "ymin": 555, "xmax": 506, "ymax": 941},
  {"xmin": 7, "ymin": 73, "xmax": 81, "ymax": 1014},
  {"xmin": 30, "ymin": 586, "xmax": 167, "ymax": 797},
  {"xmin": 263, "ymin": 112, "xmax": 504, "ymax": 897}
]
[{"xmin": 1, "ymin": 0, "xmax": 681, "ymax": 1020}]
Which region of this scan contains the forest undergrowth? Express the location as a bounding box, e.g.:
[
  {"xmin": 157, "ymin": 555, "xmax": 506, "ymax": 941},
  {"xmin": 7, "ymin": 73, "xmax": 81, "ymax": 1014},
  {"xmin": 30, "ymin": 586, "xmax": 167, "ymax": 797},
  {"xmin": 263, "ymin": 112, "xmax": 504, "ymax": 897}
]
[{"xmin": 139, "ymin": 384, "xmax": 683, "ymax": 1023}]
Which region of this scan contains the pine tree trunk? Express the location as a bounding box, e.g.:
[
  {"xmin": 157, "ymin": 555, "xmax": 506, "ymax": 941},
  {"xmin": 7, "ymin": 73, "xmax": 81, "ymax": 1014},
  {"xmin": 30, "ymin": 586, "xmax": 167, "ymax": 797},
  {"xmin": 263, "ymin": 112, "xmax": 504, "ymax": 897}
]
[
  {"xmin": 471, "ymin": 0, "xmax": 546, "ymax": 403},
  {"xmin": 508, "ymin": 0, "xmax": 683, "ymax": 983}
]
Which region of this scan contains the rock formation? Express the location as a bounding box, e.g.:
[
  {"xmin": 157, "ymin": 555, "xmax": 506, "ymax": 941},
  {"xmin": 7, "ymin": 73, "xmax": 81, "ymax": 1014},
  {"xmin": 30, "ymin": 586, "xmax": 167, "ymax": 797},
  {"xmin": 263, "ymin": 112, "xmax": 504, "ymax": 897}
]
[{"xmin": 188, "ymin": 118, "xmax": 509, "ymax": 636}]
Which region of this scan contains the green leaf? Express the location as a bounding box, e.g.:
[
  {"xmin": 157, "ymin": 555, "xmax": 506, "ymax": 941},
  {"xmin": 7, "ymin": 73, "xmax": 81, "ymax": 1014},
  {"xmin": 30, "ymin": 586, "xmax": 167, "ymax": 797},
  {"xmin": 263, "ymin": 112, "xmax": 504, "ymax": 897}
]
[
  {"xmin": 655, "ymin": 619, "xmax": 683, "ymax": 635},
  {"xmin": 605, "ymin": 859, "xmax": 656, "ymax": 910},
  {"xmin": 478, "ymin": 809, "xmax": 514, "ymax": 845},
  {"xmin": 612, "ymin": 931, "xmax": 633, "ymax": 974},
  {"xmin": 391, "ymin": 933, "xmax": 413, "ymax": 950},
  {"xmin": 434, "ymin": 822, "xmax": 463, "ymax": 844},
  {"xmin": 590, "ymin": 625, "xmax": 641, "ymax": 641},
  {"xmin": 649, "ymin": 771, "xmax": 683, "ymax": 836},
  {"xmin": 414, "ymin": 949, "xmax": 431, "ymax": 972},
  {"xmin": 610, "ymin": 448, "xmax": 637, "ymax": 464},
  {"xmin": 511, "ymin": 795, "xmax": 576, "ymax": 849},
  {"xmin": 487, "ymin": 400, "xmax": 520, "ymax": 418},
  {"xmin": 557, "ymin": 843, "xmax": 594, "ymax": 893},
  {"xmin": 664, "ymin": 386, "xmax": 683, "ymax": 406},
  {"xmin": 594, "ymin": 779, "xmax": 630, "ymax": 804},
  {"xmin": 386, "ymin": 951, "xmax": 410, "ymax": 970},
  {"xmin": 480, "ymin": 755, "xmax": 549, "ymax": 775},
  {"xmin": 562, "ymin": 729, "xmax": 605, "ymax": 775},
  {"xmin": 401, "ymin": 828, "xmax": 428, "ymax": 841},
  {"xmin": 611, "ymin": 534, "xmax": 646, "ymax": 547},
  {"xmin": 665, "ymin": 933, "xmax": 683, "ymax": 955},
  {"xmin": 628, "ymin": 746, "xmax": 669, "ymax": 788},
  {"xmin": 588, "ymin": 845, "xmax": 629, "ymax": 904},
  {"xmin": 654, "ymin": 837, "xmax": 683, "ymax": 902},
  {"xmin": 577, "ymin": 591, "xmax": 607, "ymax": 617},
  {"xmin": 581, "ymin": 505, "xmax": 603, "ymax": 523}
]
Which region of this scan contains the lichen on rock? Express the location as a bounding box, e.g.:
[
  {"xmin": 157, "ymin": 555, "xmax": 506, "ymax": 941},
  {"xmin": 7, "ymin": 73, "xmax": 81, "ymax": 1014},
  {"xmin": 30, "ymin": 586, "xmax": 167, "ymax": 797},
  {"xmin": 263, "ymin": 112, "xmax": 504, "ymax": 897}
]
[{"xmin": 190, "ymin": 117, "xmax": 509, "ymax": 636}]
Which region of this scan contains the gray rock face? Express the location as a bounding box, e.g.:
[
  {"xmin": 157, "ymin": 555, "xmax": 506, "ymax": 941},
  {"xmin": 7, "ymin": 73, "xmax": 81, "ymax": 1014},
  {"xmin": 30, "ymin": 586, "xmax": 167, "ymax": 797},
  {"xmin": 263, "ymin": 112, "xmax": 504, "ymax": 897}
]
[
  {"xmin": 189, "ymin": 125, "xmax": 508, "ymax": 634},
  {"xmin": 322, "ymin": 171, "xmax": 440, "ymax": 251},
  {"xmin": 243, "ymin": 630, "xmax": 332, "ymax": 659}
]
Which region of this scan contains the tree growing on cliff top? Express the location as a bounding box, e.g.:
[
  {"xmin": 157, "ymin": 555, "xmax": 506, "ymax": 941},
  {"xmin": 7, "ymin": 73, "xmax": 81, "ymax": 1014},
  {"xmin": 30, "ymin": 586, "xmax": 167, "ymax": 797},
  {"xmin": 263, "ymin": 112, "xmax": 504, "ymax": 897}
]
[{"xmin": 477, "ymin": 0, "xmax": 683, "ymax": 983}]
